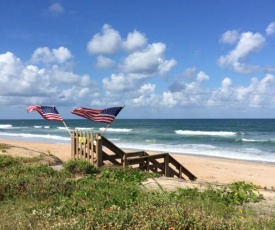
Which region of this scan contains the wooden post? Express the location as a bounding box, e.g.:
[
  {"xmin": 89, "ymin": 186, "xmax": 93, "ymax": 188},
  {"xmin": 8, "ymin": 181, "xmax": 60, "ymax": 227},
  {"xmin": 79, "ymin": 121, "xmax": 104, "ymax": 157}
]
[
  {"xmin": 95, "ymin": 133, "xmax": 103, "ymax": 168},
  {"xmin": 179, "ymin": 166, "xmax": 183, "ymax": 179},
  {"xmin": 71, "ymin": 130, "xmax": 76, "ymax": 160},
  {"xmin": 164, "ymin": 154, "xmax": 169, "ymax": 177},
  {"xmin": 123, "ymin": 154, "xmax": 127, "ymax": 167},
  {"xmin": 75, "ymin": 130, "xmax": 79, "ymax": 159},
  {"xmin": 145, "ymin": 158, "xmax": 149, "ymax": 171},
  {"xmin": 91, "ymin": 132, "xmax": 95, "ymax": 165}
]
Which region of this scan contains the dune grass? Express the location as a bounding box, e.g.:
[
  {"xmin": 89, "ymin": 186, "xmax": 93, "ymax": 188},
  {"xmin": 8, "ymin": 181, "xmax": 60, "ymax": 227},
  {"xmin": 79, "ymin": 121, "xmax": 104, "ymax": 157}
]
[{"xmin": 0, "ymin": 154, "xmax": 274, "ymax": 229}]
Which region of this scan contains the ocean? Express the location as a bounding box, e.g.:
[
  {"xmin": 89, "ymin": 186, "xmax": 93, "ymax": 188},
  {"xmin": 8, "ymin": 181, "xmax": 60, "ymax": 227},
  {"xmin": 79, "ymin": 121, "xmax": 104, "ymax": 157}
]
[{"xmin": 1, "ymin": 119, "xmax": 275, "ymax": 163}]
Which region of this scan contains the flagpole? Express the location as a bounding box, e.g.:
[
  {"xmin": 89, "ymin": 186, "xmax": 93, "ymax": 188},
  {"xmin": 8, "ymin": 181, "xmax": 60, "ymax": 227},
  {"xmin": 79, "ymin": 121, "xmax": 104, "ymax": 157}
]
[
  {"xmin": 100, "ymin": 104, "xmax": 125, "ymax": 136},
  {"xmin": 62, "ymin": 121, "xmax": 71, "ymax": 136}
]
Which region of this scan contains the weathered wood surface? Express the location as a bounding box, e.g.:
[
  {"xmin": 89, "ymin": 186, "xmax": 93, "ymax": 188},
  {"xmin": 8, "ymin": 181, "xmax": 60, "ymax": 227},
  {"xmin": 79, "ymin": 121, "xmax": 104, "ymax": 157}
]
[{"xmin": 71, "ymin": 131, "xmax": 197, "ymax": 181}]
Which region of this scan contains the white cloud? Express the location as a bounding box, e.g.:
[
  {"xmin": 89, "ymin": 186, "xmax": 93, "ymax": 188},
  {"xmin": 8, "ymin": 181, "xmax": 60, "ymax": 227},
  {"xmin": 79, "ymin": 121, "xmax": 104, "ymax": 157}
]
[
  {"xmin": 87, "ymin": 24, "xmax": 121, "ymax": 54},
  {"xmin": 96, "ymin": 55, "xmax": 115, "ymax": 69},
  {"xmin": 0, "ymin": 52, "xmax": 23, "ymax": 80},
  {"xmin": 158, "ymin": 58, "xmax": 177, "ymax": 75},
  {"xmin": 132, "ymin": 83, "xmax": 159, "ymax": 106},
  {"xmin": 182, "ymin": 67, "xmax": 197, "ymax": 78},
  {"xmin": 87, "ymin": 25, "xmax": 148, "ymax": 55},
  {"xmin": 162, "ymin": 72, "xmax": 210, "ymax": 107},
  {"xmin": 266, "ymin": 21, "xmax": 275, "ymax": 36},
  {"xmin": 218, "ymin": 32, "xmax": 265, "ymax": 73},
  {"xmin": 120, "ymin": 43, "xmax": 176, "ymax": 75},
  {"xmin": 197, "ymin": 71, "xmax": 209, "ymax": 81},
  {"xmin": 0, "ymin": 50, "xmax": 98, "ymax": 106},
  {"xmin": 220, "ymin": 30, "xmax": 239, "ymax": 44},
  {"xmin": 102, "ymin": 73, "xmax": 149, "ymax": 94},
  {"xmin": 102, "ymin": 73, "xmax": 134, "ymax": 92},
  {"xmin": 48, "ymin": 2, "xmax": 64, "ymax": 15},
  {"xmin": 207, "ymin": 74, "xmax": 275, "ymax": 108},
  {"xmin": 30, "ymin": 47, "xmax": 72, "ymax": 64},
  {"xmin": 122, "ymin": 30, "xmax": 147, "ymax": 51}
]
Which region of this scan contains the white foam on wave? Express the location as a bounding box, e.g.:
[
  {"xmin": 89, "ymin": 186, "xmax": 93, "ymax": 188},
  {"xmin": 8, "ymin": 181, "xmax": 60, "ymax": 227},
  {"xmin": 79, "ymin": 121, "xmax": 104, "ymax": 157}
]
[
  {"xmin": 0, "ymin": 132, "xmax": 70, "ymax": 142},
  {"xmin": 99, "ymin": 128, "xmax": 132, "ymax": 132},
  {"xmin": 175, "ymin": 130, "xmax": 236, "ymax": 136},
  {"xmin": 75, "ymin": 127, "xmax": 94, "ymax": 130},
  {"xmin": 44, "ymin": 126, "xmax": 50, "ymax": 129},
  {"xmin": 0, "ymin": 124, "xmax": 13, "ymax": 129},
  {"xmin": 116, "ymin": 142, "xmax": 275, "ymax": 163},
  {"xmin": 58, "ymin": 127, "xmax": 69, "ymax": 130},
  {"xmin": 34, "ymin": 126, "xmax": 42, "ymax": 128},
  {"xmin": 241, "ymin": 138, "xmax": 274, "ymax": 143}
]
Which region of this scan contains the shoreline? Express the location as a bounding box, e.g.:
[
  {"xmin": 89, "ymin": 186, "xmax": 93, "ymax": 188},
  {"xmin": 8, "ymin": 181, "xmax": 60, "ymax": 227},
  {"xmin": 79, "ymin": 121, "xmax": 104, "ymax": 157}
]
[{"xmin": 1, "ymin": 138, "xmax": 275, "ymax": 188}]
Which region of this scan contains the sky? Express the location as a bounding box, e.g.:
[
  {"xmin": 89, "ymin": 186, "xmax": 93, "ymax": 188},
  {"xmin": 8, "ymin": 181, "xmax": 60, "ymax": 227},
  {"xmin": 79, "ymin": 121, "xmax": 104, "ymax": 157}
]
[{"xmin": 1, "ymin": 0, "xmax": 275, "ymax": 119}]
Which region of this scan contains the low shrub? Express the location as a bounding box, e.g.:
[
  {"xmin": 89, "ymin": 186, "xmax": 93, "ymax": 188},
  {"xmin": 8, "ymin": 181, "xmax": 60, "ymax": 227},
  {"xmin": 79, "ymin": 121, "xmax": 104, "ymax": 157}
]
[
  {"xmin": 0, "ymin": 155, "xmax": 273, "ymax": 229},
  {"xmin": 99, "ymin": 165, "xmax": 159, "ymax": 183},
  {"xmin": 63, "ymin": 159, "xmax": 98, "ymax": 176}
]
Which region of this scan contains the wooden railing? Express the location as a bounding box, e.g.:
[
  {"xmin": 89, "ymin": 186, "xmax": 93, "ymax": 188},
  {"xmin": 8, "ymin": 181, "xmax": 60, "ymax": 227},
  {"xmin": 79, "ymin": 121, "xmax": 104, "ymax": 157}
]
[{"xmin": 71, "ymin": 130, "xmax": 197, "ymax": 181}]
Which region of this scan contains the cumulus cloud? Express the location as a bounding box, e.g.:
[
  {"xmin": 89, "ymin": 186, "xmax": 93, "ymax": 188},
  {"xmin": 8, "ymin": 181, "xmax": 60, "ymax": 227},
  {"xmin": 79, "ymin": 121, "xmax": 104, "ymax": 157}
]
[
  {"xmin": 0, "ymin": 50, "xmax": 98, "ymax": 106},
  {"xmin": 266, "ymin": 21, "xmax": 275, "ymax": 36},
  {"xmin": 122, "ymin": 30, "xmax": 147, "ymax": 51},
  {"xmin": 87, "ymin": 24, "xmax": 176, "ymax": 77},
  {"xmin": 87, "ymin": 25, "xmax": 148, "ymax": 55},
  {"xmin": 197, "ymin": 71, "xmax": 209, "ymax": 81},
  {"xmin": 87, "ymin": 24, "xmax": 121, "ymax": 54},
  {"xmin": 218, "ymin": 32, "xmax": 265, "ymax": 73},
  {"xmin": 182, "ymin": 67, "xmax": 197, "ymax": 78},
  {"xmin": 30, "ymin": 47, "xmax": 72, "ymax": 64},
  {"xmin": 120, "ymin": 43, "xmax": 176, "ymax": 75},
  {"xmin": 96, "ymin": 55, "xmax": 116, "ymax": 69},
  {"xmin": 220, "ymin": 30, "xmax": 239, "ymax": 44},
  {"xmin": 102, "ymin": 73, "xmax": 133, "ymax": 92},
  {"xmin": 162, "ymin": 71, "xmax": 210, "ymax": 107},
  {"xmin": 207, "ymin": 74, "xmax": 275, "ymax": 108},
  {"xmin": 132, "ymin": 83, "xmax": 159, "ymax": 106},
  {"xmin": 102, "ymin": 73, "xmax": 148, "ymax": 93}
]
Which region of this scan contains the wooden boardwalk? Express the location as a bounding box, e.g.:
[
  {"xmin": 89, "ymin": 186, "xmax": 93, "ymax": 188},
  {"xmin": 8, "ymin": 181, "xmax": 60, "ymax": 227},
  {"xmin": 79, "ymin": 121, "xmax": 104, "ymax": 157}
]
[{"xmin": 71, "ymin": 130, "xmax": 197, "ymax": 181}]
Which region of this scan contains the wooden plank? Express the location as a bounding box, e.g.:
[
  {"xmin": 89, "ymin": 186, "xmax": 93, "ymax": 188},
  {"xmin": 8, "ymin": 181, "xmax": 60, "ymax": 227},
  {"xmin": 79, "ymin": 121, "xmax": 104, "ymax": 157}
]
[
  {"xmin": 101, "ymin": 136, "xmax": 125, "ymax": 158},
  {"xmin": 126, "ymin": 153, "xmax": 167, "ymax": 163},
  {"xmin": 125, "ymin": 151, "xmax": 146, "ymax": 158},
  {"xmin": 169, "ymin": 155, "xmax": 197, "ymax": 180},
  {"xmin": 102, "ymin": 151, "xmax": 121, "ymax": 165}
]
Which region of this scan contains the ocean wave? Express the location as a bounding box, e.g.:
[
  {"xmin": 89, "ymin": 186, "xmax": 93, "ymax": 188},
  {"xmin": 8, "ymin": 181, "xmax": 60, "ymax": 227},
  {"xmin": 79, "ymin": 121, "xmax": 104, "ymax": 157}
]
[
  {"xmin": 240, "ymin": 138, "xmax": 275, "ymax": 143},
  {"xmin": 0, "ymin": 132, "xmax": 70, "ymax": 142},
  {"xmin": 58, "ymin": 127, "xmax": 71, "ymax": 130},
  {"xmin": 74, "ymin": 127, "xmax": 94, "ymax": 130},
  {"xmin": 99, "ymin": 128, "xmax": 132, "ymax": 132},
  {"xmin": 116, "ymin": 142, "xmax": 275, "ymax": 163},
  {"xmin": 175, "ymin": 130, "xmax": 237, "ymax": 137},
  {"xmin": 44, "ymin": 126, "xmax": 50, "ymax": 129},
  {"xmin": 146, "ymin": 139, "xmax": 157, "ymax": 143},
  {"xmin": 0, "ymin": 124, "xmax": 13, "ymax": 129},
  {"xmin": 34, "ymin": 126, "xmax": 42, "ymax": 128}
]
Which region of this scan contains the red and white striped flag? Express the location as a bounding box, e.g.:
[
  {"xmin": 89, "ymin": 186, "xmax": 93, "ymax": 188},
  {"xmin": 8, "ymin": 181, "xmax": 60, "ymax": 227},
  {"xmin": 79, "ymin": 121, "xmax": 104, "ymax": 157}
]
[
  {"xmin": 26, "ymin": 105, "xmax": 64, "ymax": 122},
  {"xmin": 71, "ymin": 107, "xmax": 123, "ymax": 124}
]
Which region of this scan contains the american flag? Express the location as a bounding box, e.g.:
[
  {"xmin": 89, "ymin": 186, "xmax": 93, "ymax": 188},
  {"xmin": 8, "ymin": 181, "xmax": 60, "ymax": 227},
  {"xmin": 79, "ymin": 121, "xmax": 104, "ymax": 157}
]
[
  {"xmin": 71, "ymin": 107, "xmax": 123, "ymax": 124},
  {"xmin": 26, "ymin": 105, "xmax": 64, "ymax": 122}
]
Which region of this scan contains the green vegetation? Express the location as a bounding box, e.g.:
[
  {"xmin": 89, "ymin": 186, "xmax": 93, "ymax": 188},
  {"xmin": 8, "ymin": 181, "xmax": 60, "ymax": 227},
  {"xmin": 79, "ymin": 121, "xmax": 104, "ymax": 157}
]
[
  {"xmin": 0, "ymin": 155, "xmax": 274, "ymax": 229},
  {"xmin": 0, "ymin": 143, "xmax": 11, "ymax": 153}
]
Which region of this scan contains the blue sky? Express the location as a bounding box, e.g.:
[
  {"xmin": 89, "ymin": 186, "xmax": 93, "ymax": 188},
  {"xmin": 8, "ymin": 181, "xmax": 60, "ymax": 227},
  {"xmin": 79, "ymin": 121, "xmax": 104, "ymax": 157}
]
[{"xmin": 1, "ymin": 0, "xmax": 275, "ymax": 119}]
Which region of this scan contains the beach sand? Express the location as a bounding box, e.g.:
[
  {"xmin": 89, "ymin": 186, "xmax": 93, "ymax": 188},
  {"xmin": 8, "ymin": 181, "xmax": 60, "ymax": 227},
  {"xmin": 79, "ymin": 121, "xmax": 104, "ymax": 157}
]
[{"xmin": 1, "ymin": 138, "xmax": 275, "ymax": 188}]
